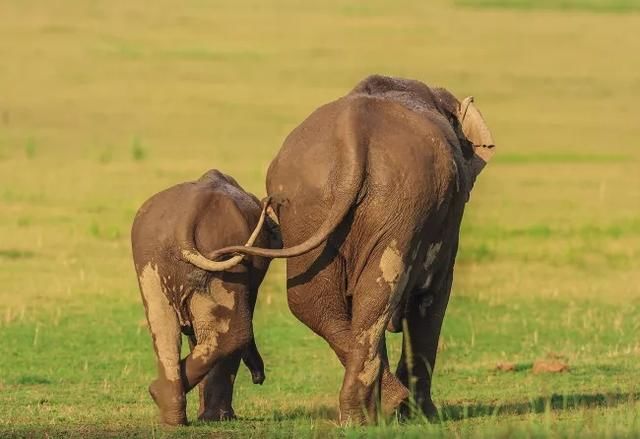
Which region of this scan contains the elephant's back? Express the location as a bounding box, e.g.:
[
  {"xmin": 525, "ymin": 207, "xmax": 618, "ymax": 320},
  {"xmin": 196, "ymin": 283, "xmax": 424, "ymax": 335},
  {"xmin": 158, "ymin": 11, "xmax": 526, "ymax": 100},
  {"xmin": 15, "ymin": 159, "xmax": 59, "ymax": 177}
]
[
  {"xmin": 266, "ymin": 95, "xmax": 459, "ymax": 220},
  {"xmin": 265, "ymin": 99, "xmax": 349, "ymax": 246},
  {"xmin": 265, "ymin": 95, "xmax": 460, "ymax": 252},
  {"xmin": 192, "ymin": 183, "xmax": 264, "ymax": 259},
  {"xmin": 131, "ymin": 182, "xmax": 195, "ymax": 260},
  {"xmin": 266, "ymin": 100, "xmax": 342, "ymax": 203},
  {"xmin": 364, "ymin": 97, "xmax": 459, "ymax": 208},
  {"xmin": 131, "ymin": 171, "xmax": 262, "ymax": 269}
]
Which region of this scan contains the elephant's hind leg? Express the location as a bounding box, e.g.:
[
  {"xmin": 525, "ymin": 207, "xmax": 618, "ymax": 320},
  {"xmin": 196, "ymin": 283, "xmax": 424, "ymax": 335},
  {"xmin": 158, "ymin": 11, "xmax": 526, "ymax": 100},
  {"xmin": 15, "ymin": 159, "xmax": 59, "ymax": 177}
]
[
  {"xmin": 139, "ymin": 264, "xmax": 186, "ymax": 426},
  {"xmin": 339, "ymin": 288, "xmax": 390, "ymax": 425},
  {"xmin": 339, "ymin": 240, "xmax": 414, "ymax": 425},
  {"xmin": 379, "ymin": 334, "xmax": 410, "ymax": 417},
  {"xmin": 287, "ymin": 250, "xmax": 407, "ymax": 423},
  {"xmin": 179, "ymin": 283, "xmax": 252, "ymax": 408},
  {"xmin": 189, "ymin": 334, "xmax": 262, "ymax": 422},
  {"xmin": 188, "ymin": 333, "xmax": 242, "ymax": 422}
]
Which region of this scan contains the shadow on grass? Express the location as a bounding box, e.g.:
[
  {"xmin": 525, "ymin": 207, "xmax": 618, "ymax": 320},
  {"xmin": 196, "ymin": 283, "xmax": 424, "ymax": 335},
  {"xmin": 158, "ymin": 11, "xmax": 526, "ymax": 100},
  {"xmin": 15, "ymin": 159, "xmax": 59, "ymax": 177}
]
[
  {"xmin": 439, "ymin": 391, "xmax": 640, "ymax": 422},
  {"xmin": 242, "ymin": 391, "xmax": 639, "ymax": 424},
  {"xmin": 3, "ymin": 393, "xmax": 636, "ymax": 437},
  {"xmin": 270, "ymin": 404, "xmax": 339, "ymax": 421}
]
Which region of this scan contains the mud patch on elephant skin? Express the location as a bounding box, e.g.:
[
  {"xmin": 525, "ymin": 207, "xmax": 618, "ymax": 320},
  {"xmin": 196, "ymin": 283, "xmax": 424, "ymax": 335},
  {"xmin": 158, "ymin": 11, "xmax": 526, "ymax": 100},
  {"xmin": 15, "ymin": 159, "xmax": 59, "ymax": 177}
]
[
  {"xmin": 420, "ymin": 242, "xmax": 442, "ymax": 289},
  {"xmin": 378, "ymin": 241, "xmax": 403, "ymax": 287},
  {"xmin": 377, "ymin": 240, "xmax": 412, "ymax": 297},
  {"xmin": 423, "ymin": 242, "xmax": 442, "ymax": 271},
  {"xmin": 210, "ymin": 278, "xmax": 236, "ymax": 310},
  {"xmin": 190, "ymin": 292, "xmax": 218, "ymax": 318},
  {"xmin": 358, "ymin": 356, "xmax": 381, "ymax": 387},
  {"xmin": 377, "ymin": 241, "xmax": 414, "ymax": 312},
  {"xmin": 192, "ymin": 319, "xmax": 231, "ymax": 360},
  {"xmin": 355, "ymin": 312, "xmax": 389, "ymax": 386},
  {"xmin": 421, "ymin": 273, "xmax": 434, "ymax": 290},
  {"xmin": 139, "ymin": 263, "xmax": 181, "ymax": 381},
  {"xmin": 355, "ymin": 312, "xmax": 388, "ymax": 352}
]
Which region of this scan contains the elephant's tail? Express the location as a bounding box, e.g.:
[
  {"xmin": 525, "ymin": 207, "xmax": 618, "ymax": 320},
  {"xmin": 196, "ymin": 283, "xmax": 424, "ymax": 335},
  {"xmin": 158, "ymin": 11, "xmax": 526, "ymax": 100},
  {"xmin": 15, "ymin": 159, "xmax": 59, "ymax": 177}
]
[
  {"xmin": 178, "ymin": 198, "xmax": 270, "ymax": 271},
  {"xmin": 208, "ymin": 98, "xmax": 368, "ymax": 260}
]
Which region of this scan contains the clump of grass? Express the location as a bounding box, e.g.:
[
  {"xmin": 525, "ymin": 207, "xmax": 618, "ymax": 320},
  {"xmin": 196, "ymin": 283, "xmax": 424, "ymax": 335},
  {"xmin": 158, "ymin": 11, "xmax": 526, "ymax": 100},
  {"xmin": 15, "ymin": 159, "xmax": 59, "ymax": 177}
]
[
  {"xmin": 495, "ymin": 152, "xmax": 629, "ymax": 164},
  {"xmin": 15, "ymin": 375, "xmax": 51, "ymax": 385},
  {"xmin": 88, "ymin": 222, "xmax": 122, "ymax": 240},
  {"xmin": 98, "ymin": 146, "xmax": 114, "ymax": 164},
  {"xmin": 88, "ymin": 222, "xmax": 100, "ymax": 238},
  {"xmin": 25, "ymin": 137, "xmax": 37, "ymax": 159},
  {"xmin": 131, "ymin": 136, "xmax": 146, "ymax": 161},
  {"xmin": 0, "ymin": 249, "xmax": 35, "ymax": 259},
  {"xmin": 16, "ymin": 217, "xmax": 32, "ymax": 227},
  {"xmin": 455, "ymin": 0, "xmax": 640, "ymax": 12},
  {"xmin": 340, "ymin": 4, "xmax": 379, "ymax": 17},
  {"xmin": 458, "ymin": 242, "xmax": 495, "ymax": 263}
]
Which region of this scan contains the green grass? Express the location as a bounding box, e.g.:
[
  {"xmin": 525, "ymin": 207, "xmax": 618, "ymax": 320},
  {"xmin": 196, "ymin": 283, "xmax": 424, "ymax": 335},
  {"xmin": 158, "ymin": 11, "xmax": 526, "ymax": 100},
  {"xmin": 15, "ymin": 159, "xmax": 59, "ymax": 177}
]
[
  {"xmin": 1, "ymin": 0, "xmax": 639, "ymax": 437},
  {"xmin": 131, "ymin": 136, "xmax": 147, "ymax": 162},
  {"xmin": 456, "ymin": 0, "xmax": 640, "ymax": 12},
  {"xmin": 493, "ymin": 153, "xmax": 631, "ymax": 164}
]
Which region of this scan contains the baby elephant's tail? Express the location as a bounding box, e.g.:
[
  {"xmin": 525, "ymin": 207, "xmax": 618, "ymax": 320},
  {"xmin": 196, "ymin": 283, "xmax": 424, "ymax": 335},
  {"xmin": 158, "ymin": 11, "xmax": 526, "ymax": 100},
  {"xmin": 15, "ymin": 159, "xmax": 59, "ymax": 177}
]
[
  {"xmin": 180, "ymin": 198, "xmax": 271, "ymax": 272},
  {"xmin": 242, "ymin": 337, "xmax": 265, "ymax": 385}
]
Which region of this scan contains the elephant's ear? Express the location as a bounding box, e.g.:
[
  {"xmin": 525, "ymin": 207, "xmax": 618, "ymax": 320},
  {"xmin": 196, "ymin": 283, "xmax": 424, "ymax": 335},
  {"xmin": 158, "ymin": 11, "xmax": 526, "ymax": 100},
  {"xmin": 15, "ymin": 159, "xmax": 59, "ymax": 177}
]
[{"xmin": 459, "ymin": 96, "xmax": 496, "ymax": 165}]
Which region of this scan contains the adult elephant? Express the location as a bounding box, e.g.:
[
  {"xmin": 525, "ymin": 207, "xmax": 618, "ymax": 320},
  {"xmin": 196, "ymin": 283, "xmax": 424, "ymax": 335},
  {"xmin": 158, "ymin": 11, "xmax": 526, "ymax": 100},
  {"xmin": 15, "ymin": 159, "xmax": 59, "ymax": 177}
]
[{"xmin": 212, "ymin": 75, "xmax": 496, "ymax": 424}]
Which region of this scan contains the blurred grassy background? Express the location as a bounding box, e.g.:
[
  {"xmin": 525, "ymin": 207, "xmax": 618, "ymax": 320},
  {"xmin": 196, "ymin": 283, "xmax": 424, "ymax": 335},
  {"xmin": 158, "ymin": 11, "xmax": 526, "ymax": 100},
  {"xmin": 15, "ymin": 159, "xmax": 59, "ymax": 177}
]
[
  {"xmin": 0, "ymin": 0, "xmax": 639, "ymax": 437},
  {"xmin": 456, "ymin": 0, "xmax": 640, "ymax": 12}
]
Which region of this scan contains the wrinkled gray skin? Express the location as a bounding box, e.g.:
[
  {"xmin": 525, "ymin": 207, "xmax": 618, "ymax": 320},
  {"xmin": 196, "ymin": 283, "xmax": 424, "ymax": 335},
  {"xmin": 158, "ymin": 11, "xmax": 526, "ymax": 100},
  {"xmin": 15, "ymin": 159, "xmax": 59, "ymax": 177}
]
[
  {"xmin": 211, "ymin": 75, "xmax": 496, "ymax": 424},
  {"xmin": 131, "ymin": 169, "xmax": 281, "ymax": 425}
]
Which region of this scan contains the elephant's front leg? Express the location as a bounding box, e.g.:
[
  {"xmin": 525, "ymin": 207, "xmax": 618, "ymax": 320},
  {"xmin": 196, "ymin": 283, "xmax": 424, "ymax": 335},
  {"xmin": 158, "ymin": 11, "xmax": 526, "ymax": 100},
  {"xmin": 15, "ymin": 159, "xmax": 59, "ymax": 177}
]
[{"xmin": 396, "ymin": 265, "xmax": 454, "ymax": 420}]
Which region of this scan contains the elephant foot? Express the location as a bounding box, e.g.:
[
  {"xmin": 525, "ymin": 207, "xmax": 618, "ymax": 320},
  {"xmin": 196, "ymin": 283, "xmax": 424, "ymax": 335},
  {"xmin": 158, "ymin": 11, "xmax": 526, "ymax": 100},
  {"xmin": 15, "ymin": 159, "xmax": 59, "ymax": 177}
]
[
  {"xmin": 421, "ymin": 398, "xmax": 439, "ymax": 421},
  {"xmin": 381, "ymin": 371, "xmax": 410, "ymax": 417},
  {"xmin": 198, "ymin": 407, "xmax": 236, "ymax": 422},
  {"xmin": 149, "ymin": 379, "xmax": 187, "ymax": 426},
  {"xmin": 339, "ymin": 408, "xmax": 368, "ymax": 426},
  {"xmin": 338, "ymin": 383, "xmax": 378, "ymax": 426},
  {"xmin": 398, "ymin": 397, "xmax": 439, "ymax": 422}
]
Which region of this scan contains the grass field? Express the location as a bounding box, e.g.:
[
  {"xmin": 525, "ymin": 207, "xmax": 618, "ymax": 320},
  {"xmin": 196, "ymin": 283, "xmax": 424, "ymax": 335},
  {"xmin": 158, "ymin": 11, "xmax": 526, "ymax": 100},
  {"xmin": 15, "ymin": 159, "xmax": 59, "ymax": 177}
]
[
  {"xmin": 456, "ymin": 0, "xmax": 640, "ymax": 12},
  {"xmin": 1, "ymin": 0, "xmax": 639, "ymax": 437}
]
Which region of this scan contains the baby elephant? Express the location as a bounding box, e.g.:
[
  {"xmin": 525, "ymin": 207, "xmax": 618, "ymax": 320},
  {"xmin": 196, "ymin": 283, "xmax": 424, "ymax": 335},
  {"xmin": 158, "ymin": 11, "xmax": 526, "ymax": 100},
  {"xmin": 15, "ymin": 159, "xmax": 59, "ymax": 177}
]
[{"xmin": 131, "ymin": 169, "xmax": 280, "ymax": 425}]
